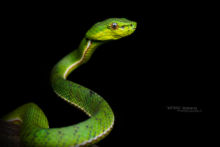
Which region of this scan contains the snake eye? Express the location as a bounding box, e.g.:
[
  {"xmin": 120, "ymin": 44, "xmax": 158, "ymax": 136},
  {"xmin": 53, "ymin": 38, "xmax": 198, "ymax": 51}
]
[{"xmin": 111, "ymin": 23, "xmax": 118, "ymax": 30}]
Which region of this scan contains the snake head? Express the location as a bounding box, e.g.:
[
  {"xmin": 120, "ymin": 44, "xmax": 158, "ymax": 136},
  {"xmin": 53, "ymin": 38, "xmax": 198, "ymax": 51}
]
[{"xmin": 86, "ymin": 18, "xmax": 137, "ymax": 41}]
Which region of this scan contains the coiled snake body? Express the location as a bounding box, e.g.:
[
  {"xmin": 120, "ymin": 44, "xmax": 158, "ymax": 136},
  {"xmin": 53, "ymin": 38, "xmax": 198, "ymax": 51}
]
[{"xmin": 2, "ymin": 18, "xmax": 137, "ymax": 147}]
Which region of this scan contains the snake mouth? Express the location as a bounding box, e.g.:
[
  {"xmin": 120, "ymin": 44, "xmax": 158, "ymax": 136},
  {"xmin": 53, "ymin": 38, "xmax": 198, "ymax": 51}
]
[{"xmin": 112, "ymin": 34, "xmax": 123, "ymax": 40}]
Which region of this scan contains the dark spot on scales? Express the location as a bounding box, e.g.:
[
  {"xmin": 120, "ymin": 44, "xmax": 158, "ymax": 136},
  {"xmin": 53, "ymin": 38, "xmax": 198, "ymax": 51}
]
[
  {"xmin": 89, "ymin": 130, "xmax": 92, "ymax": 139},
  {"xmin": 93, "ymin": 131, "xmax": 97, "ymax": 138},
  {"xmin": 43, "ymin": 131, "xmax": 50, "ymax": 145},
  {"xmin": 75, "ymin": 134, "xmax": 81, "ymax": 144},
  {"xmin": 73, "ymin": 126, "xmax": 80, "ymax": 136}
]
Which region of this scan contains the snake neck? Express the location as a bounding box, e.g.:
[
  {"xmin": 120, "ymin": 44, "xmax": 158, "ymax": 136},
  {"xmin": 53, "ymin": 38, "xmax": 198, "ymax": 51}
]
[
  {"xmin": 51, "ymin": 37, "xmax": 104, "ymax": 79},
  {"xmin": 77, "ymin": 38, "xmax": 104, "ymax": 65}
]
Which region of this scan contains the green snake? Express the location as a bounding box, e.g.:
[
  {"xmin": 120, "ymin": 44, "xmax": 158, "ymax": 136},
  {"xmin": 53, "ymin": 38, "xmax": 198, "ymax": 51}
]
[{"xmin": 2, "ymin": 18, "xmax": 137, "ymax": 147}]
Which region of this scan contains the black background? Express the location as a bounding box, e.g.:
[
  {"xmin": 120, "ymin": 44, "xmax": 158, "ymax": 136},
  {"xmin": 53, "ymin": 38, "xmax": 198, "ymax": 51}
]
[{"xmin": 1, "ymin": 2, "xmax": 212, "ymax": 147}]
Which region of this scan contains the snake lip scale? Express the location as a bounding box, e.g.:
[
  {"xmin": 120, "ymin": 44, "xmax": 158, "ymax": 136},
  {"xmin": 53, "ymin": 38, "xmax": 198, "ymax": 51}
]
[{"xmin": 2, "ymin": 18, "xmax": 137, "ymax": 147}]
